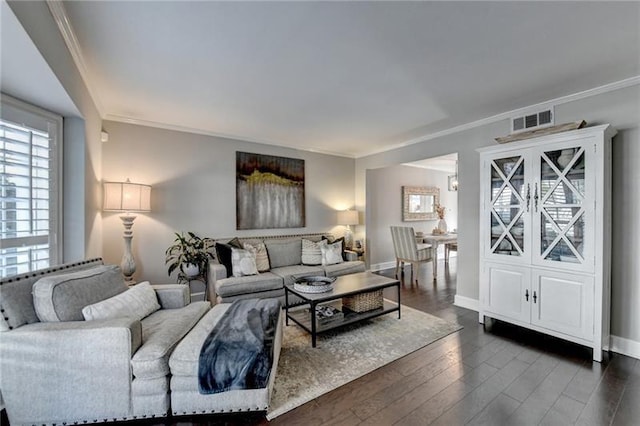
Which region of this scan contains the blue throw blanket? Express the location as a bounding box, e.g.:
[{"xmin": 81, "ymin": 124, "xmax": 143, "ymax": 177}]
[{"xmin": 198, "ymin": 298, "xmax": 281, "ymax": 394}]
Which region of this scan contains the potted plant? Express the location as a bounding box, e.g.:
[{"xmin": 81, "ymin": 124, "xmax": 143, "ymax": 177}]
[{"xmin": 165, "ymin": 232, "xmax": 215, "ymax": 280}]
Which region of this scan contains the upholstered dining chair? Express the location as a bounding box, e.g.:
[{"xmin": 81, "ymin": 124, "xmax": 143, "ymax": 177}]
[
  {"xmin": 390, "ymin": 226, "xmax": 433, "ymax": 284},
  {"xmin": 445, "ymin": 242, "xmax": 458, "ymax": 263}
]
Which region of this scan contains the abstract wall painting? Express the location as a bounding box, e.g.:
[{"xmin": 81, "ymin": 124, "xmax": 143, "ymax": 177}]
[{"xmin": 236, "ymin": 152, "xmax": 305, "ymax": 230}]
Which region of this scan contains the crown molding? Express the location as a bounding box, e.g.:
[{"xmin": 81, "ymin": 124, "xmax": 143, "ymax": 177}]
[
  {"xmin": 356, "ymin": 75, "xmax": 640, "ymax": 158},
  {"xmin": 103, "ymin": 113, "xmax": 354, "ymax": 159},
  {"xmin": 46, "ymin": 0, "xmax": 104, "ymax": 115}
]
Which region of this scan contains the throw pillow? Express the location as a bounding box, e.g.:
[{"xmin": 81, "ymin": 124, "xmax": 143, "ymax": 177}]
[
  {"xmin": 322, "ymin": 236, "xmax": 348, "ymax": 260},
  {"xmin": 215, "ymin": 242, "xmax": 233, "ymax": 277},
  {"xmin": 231, "ymin": 248, "xmax": 259, "ymax": 277},
  {"xmin": 321, "ymin": 241, "xmax": 344, "ymax": 266},
  {"xmin": 227, "ymin": 237, "xmax": 243, "ymax": 249},
  {"xmin": 243, "ymin": 242, "xmax": 270, "ymax": 272},
  {"xmin": 264, "ymin": 239, "xmax": 302, "ymax": 268},
  {"xmin": 301, "ymin": 238, "xmax": 327, "ymax": 265},
  {"xmin": 82, "ymin": 281, "xmax": 160, "ymax": 322},
  {"xmin": 33, "ymin": 265, "xmax": 128, "ymax": 322}
]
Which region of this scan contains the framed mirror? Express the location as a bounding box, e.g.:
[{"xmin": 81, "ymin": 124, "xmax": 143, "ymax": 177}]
[{"xmin": 402, "ymin": 186, "xmax": 440, "ymax": 221}]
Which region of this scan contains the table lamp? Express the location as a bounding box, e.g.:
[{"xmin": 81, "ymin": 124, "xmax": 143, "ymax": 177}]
[
  {"xmin": 103, "ymin": 179, "xmax": 151, "ymax": 285},
  {"xmin": 337, "ymin": 210, "xmax": 359, "ymax": 249}
]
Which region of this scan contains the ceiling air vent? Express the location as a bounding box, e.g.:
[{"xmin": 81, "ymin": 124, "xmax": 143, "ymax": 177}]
[{"xmin": 511, "ymin": 107, "xmax": 554, "ymax": 134}]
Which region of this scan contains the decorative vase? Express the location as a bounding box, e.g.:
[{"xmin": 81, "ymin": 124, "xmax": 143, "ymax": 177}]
[
  {"xmin": 182, "ymin": 263, "xmax": 200, "ymax": 277},
  {"xmin": 438, "ymin": 219, "xmax": 448, "ymax": 234},
  {"xmin": 557, "ymin": 148, "xmax": 575, "ymax": 168},
  {"xmin": 344, "ymin": 227, "xmax": 354, "ymax": 249}
]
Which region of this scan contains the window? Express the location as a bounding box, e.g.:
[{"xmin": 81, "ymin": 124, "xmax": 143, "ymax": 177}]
[{"xmin": 0, "ymin": 96, "xmax": 62, "ymax": 278}]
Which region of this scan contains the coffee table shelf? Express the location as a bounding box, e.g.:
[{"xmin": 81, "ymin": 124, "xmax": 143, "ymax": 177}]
[
  {"xmin": 287, "ymin": 299, "xmax": 399, "ymax": 333},
  {"xmin": 284, "ymin": 272, "xmax": 401, "ymax": 347}
]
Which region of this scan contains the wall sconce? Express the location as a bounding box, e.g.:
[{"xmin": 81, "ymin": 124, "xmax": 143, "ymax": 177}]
[
  {"xmin": 337, "ymin": 210, "xmax": 359, "ymax": 249},
  {"xmin": 448, "ymin": 160, "xmax": 458, "ymax": 191},
  {"xmin": 448, "ymin": 175, "xmax": 458, "ymax": 191},
  {"xmin": 103, "ymin": 179, "xmax": 151, "ymax": 285}
]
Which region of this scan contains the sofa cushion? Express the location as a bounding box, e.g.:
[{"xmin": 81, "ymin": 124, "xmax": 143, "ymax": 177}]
[
  {"xmin": 131, "ymin": 301, "xmax": 210, "ymax": 379},
  {"xmin": 321, "ymin": 241, "xmax": 344, "ymax": 266},
  {"xmin": 324, "ymin": 260, "xmax": 366, "ymax": 278},
  {"xmin": 169, "ymin": 304, "xmax": 231, "ymax": 376},
  {"xmin": 231, "ymin": 248, "xmax": 259, "ymax": 277},
  {"xmin": 265, "ymin": 239, "xmax": 302, "ymax": 268},
  {"xmin": 215, "ymin": 272, "xmax": 283, "ymax": 298},
  {"xmin": 216, "ymin": 288, "xmax": 285, "ymax": 303},
  {"xmin": 243, "ymin": 242, "xmax": 270, "ymax": 272},
  {"xmin": 270, "ymin": 265, "xmax": 325, "ymax": 286},
  {"xmin": 32, "ymin": 265, "xmax": 127, "ymax": 322},
  {"xmin": 301, "ymin": 239, "xmax": 327, "ymax": 266},
  {"xmin": 0, "ymin": 259, "xmax": 104, "ymax": 331},
  {"xmin": 82, "ymin": 281, "xmax": 161, "ymax": 321}
]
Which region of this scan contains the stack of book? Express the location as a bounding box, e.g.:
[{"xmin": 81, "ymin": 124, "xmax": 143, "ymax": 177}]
[{"xmin": 313, "ymin": 305, "xmax": 344, "ymax": 326}]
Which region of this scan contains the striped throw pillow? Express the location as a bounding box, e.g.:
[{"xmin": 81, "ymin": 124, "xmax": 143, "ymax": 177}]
[
  {"xmin": 243, "ymin": 242, "xmax": 270, "ymax": 272},
  {"xmin": 301, "ymin": 239, "xmax": 327, "ymax": 265}
]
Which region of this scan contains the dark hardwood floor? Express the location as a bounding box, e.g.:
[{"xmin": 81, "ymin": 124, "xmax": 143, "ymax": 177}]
[{"xmin": 3, "ymin": 259, "xmax": 637, "ymax": 426}]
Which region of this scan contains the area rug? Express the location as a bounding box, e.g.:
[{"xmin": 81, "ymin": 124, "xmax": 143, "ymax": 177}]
[{"xmin": 266, "ymin": 303, "xmax": 462, "ymax": 419}]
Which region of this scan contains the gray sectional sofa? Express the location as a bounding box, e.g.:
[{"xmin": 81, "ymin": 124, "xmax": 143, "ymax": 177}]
[
  {"xmin": 208, "ymin": 233, "xmax": 366, "ymax": 303},
  {"xmin": 0, "ymin": 258, "xmax": 283, "ymax": 425}
]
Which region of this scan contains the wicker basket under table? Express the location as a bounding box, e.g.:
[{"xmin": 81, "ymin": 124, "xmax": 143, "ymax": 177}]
[{"xmin": 342, "ymin": 289, "xmax": 383, "ymax": 313}]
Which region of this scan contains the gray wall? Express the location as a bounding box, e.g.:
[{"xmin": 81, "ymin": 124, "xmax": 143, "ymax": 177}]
[
  {"xmin": 101, "ymin": 121, "xmax": 356, "ymax": 284},
  {"xmin": 366, "ymin": 164, "xmax": 458, "ymax": 268},
  {"xmin": 356, "ymin": 84, "xmax": 640, "ymax": 344}
]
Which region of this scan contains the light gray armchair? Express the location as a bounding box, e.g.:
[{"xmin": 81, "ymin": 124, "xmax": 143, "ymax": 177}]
[
  {"xmin": 0, "ymin": 259, "xmax": 210, "ymax": 425},
  {"xmin": 390, "ymin": 226, "xmax": 433, "ymax": 284}
]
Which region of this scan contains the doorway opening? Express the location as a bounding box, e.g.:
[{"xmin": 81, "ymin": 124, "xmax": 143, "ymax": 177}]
[{"xmin": 365, "ymin": 152, "xmax": 458, "ymax": 283}]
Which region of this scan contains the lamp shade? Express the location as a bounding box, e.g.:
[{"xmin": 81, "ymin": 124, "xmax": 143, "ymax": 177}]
[
  {"xmin": 103, "ymin": 180, "xmax": 151, "ymax": 212},
  {"xmin": 337, "ymin": 210, "xmax": 359, "ymax": 226}
]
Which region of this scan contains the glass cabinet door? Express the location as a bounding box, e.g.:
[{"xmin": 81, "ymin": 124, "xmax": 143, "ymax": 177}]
[
  {"xmin": 487, "ymin": 155, "xmax": 528, "ymax": 259},
  {"xmin": 534, "ymin": 144, "xmax": 592, "ymax": 270}
]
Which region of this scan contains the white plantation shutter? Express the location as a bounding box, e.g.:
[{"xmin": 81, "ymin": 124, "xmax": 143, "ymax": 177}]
[{"xmin": 0, "ymin": 96, "xmax": 62, "ymax": 277}]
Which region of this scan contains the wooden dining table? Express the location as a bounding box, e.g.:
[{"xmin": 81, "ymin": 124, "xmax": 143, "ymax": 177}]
[{"xmin": 420, "ymin": 233, "xmax": 458, "ymax": 279}]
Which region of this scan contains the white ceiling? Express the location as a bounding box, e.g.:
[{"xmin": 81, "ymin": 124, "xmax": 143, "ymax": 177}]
[
  {"xmin": 405, "ymin": 153, "xmax": 458, "ymax": 173},
  {"xmin": 55, "ymin": 2, "xmax": 640, "ymax": 156}
]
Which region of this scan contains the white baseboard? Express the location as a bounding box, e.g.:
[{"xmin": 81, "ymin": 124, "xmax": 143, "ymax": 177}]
[
  {"xmin": 454, "ymin": 295, "xmax": 479, "ymax": 312},
  {"xmin": 370, "ymin": 255, "xmax": 458, "ymax": 273},
  {"xmin": 369, "ymin": 261, "xmax": 396, "ymax": 272},
  {"xmin": 610, "ymin": 335, "xmax": 640, "ymax": 360}
]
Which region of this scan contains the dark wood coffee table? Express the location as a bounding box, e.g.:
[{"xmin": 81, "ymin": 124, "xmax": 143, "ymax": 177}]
[{"xmin": 284, "ymin": 271, "xmax": 401, "ymax": 347}]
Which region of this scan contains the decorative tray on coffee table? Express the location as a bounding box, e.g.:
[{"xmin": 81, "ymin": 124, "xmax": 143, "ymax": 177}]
[{"xmin": 293, "ymin": 276, "xmax": 336, "ymax": 293}]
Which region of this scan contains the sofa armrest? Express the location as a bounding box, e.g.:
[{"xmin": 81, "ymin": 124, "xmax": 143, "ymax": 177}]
[
  {"xmin": 153, "ymin": 284, "xmax": 190, "ymax": 309},
  {"xmin": 207, "ymin": 262, "xmax": 228, "ymax": 302},
  {"xmin": 344, "ymin": 250, "xmax": 358, "ymax": 261},
  {"xmin": 0, "ymin": 318, "xmax": 141, "ymax": 423}
]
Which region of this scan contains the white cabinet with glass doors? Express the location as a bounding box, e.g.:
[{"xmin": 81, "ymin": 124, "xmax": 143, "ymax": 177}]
[{"xmin": 478, "ymin": 124, "xmax": 615, "ymax": 362}]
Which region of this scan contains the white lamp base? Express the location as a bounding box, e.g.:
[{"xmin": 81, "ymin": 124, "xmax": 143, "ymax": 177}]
[
  {"xmin": 120, "ymin": 214, "xmax": 137, "ymax": 285},
  {"xmin": 344, "ymin": 226, "xmax": 354, "ymax": 249}
]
